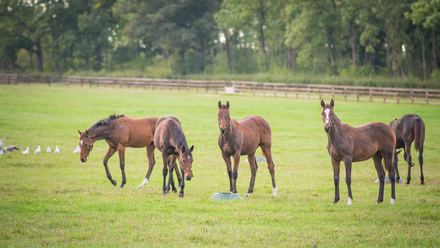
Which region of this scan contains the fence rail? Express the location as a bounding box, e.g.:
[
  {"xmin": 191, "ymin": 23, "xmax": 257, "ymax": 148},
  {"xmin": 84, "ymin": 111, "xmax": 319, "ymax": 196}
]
[{"xmin": 1, "ymin": 74, "xmax": 440, "ymax": 105}]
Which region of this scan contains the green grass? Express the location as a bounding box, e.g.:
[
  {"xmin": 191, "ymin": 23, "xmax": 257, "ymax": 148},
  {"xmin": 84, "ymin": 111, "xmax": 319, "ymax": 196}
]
[{"xmin": 0, "ymin": 84, "xmax": 439, "ymax": 247}]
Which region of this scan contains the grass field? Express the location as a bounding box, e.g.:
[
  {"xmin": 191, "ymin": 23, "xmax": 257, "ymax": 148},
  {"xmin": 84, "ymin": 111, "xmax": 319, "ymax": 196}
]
[{"xmin": 1, "ymin": 84, "xmax": 439, "ymax": 247}]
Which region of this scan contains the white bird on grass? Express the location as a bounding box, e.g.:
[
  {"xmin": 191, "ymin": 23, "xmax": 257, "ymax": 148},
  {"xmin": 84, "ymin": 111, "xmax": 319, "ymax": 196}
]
[
  {"xmin": 22, "ymin": 147, "xmax": 30, "ymax": 155},
  {"xmin": 47, "ymin": 146, "xmax": 51, "ymax": 153},
  {"xmin": 34, "ymin": 145, "xmax": 41, "ymax": 154},
  {"xmin": 73, "ymin": 146, "xmax": 81, "ymax": 154},
  {"xmin": 54, "ymin": 146, "xmax": 60, "ymax": 154}
]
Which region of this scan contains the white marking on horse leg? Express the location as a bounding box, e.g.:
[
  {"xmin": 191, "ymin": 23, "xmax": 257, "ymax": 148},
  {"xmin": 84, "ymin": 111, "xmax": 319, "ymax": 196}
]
[
  {"xmin": 244, "ymin": 193, "xmax": 251, "ymax": 197},
  {"xmin": 137, "ymin": 178, "xmax": 149, "ymax": 188},
  {"xmin": 273, "ymin": 187, "xmax": 277, "ymax": 196},
  {"xmin": 347, "ymin": 197, "xmax": 352, "ymax": 205},
  {"xmin": 390, "ymin": 198, "xmax": 395, "ymax": 205}
]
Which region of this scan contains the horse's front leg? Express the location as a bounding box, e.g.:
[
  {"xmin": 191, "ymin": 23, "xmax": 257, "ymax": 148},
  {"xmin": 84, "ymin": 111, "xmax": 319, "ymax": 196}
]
[
  {"xmin": 137, "ymin": 143, "xmax": 156, "ymax": 188},
  {"xmin": 232, "ymin": 152, "xmax": 241, "ymax": 194},
  {"xmin": 117, "ymin": 145, "xmax": 127, "ymax": 188},
  {"xmin": 161, "ymin": 153, "xmax": 169, "ymax": 195},
  {"xmin": 103, "ymin": 146, "xmax": 117, "ymax": 186},
  {"xmin": 343, "ymin": 158, "xmax": 353, "ymax": 205},
  {"xmin": 245, "ymin": 152, "xmax": 258, "ymax": 197},
  {"xmin": 166, "ymin": 156, "xmax": 177, "ymax": 193},
  {"xmin": 221, "ymin": 152, "xmax": 233, "ymax": 193},
  {"xmin": 331, "ymin": 158, "xmax": 341, "ymax": 204},
  {"xmin": 178, "ymin": 168, "xmax": 185, "ymax": 197}
]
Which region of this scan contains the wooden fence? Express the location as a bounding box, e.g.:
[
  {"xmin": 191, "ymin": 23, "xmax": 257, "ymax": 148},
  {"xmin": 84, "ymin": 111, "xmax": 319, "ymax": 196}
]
[{"xmin": 1, "ymin": 74, "xmax": 440, "ymax": 105}]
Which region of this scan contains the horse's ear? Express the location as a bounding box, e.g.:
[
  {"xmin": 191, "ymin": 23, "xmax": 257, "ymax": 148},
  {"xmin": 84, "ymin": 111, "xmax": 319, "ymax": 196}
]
[
  {"xmin": 85, "ymin": 130, "xmax": 89, "ymax": 136},
  {"xmin": 218, "ymin": 101, "xmax": 222, "ymax": 109},
  {"xmin": 396, "ymin": 150, "xmax": 402, "ymax": 155},
  {"xmin": 330, "ymin": 99, "xmax": 335, "ymax": 108},
  {"xmin": 78, "ymin": 130, "xmax": 82, "ymax": 136},
  {"xmin": 190, "ymin": 145, "xmax": 194, "ymax": 152},
  {"xmin": 226, "ymin": 101, "xmax": 230, "ymax": 109},
  {"xmin": 181, "ymin": 145, "xmax": 186, "ymax": 154},
  {"xmin": 320, "ymin": 100, "xmax": 325, "ymax": 108}
]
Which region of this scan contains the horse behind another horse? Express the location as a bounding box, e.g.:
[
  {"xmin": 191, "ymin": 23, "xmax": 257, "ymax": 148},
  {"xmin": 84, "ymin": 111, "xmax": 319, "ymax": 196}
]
[
  {"xmin": 389, "ymin": 114, "xmax": 425, "ymax": 185},
  {"xmin": 154, "ymin": 116, "xmax": 194, "ymax": 197}
]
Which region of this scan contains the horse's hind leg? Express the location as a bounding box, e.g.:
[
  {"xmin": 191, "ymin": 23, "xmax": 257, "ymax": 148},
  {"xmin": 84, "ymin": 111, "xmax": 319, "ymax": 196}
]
[
  {"xmin": 384, "ymin": 150, "xmax": 396, "ymax": 204},
  {"xmin": 244, "ymin": 152, "xmax": 258, "ymax": 197},
  {"xmin": 331, "ymin": 158, "xmax": 341, "ymax": 204},
  {"xmin": 419, "ymin": 147, "xmax": 425, "ymax": 185},
  {"xmin": 404, "ymin": 141, "xmax": 414, "ymax": 184},
  {"xmin": 373, "ymin": 152, "xmax": 385, "ymax": 204},
  {"xmin": 137, "ymin": 143, "xmax": 156, "ymax": 189},
  {"xmin": 103, "ymin": 147, "xmax": 117, "ymax": 186},
  {"xmin": 261, "ymin": 145, "xmax": 276, "ymax": 196}
]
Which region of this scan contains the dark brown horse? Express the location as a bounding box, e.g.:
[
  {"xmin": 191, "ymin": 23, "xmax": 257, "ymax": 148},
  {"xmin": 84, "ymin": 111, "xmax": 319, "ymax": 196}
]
[
  {"xmin": 321, "ymin": 100, "xmax": 396, "ymax": 204},
  {"xmin": 154, "ymin": 116, "xmax": 194, "ymax": 197},
  {"xmin": 389, "ymin": 114, "xmax": 425, "ymax": 185},
  {"xmin": 217, "ymin": 101, "xmax": 276, "ymax": 197},
  {"xmin": 78, "ymin": 114, "xmax": 159, "ymax": 188}
]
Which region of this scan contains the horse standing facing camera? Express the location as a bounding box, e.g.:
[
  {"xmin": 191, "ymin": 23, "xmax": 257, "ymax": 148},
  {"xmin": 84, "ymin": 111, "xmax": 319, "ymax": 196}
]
[
  {"xmin": 321, "ymin": 99, "xmax": 396, "ymax": 204},
  {"xmin": 217, "ymin": 101, "xmax": 277, "ymax": 197}
]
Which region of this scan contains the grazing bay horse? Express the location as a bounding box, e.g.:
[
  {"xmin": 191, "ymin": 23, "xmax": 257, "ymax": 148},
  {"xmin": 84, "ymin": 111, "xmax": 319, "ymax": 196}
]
[
  {"xmin": 78, "ymin": 114, "xmax": 158, "ymax": 188},
  {"xmin": 154, "ymin": 116, "xmax": 194, "ymax": 197},
  {"xmin": 217, "ymin": 101, "xmax": 276, "ymax": 197},
  {"xmin": 321, "ymin": 100, "xmax": 396, "ymax": 204},
  {"xmin": 389, "ymin": 114, "xmax": 425, "ymax": 185}
]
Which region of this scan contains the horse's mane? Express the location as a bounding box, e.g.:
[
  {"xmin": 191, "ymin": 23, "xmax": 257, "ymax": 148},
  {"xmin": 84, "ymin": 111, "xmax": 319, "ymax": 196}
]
[
  {"xmin": 89, "ymin": 114, "xmax": 125, "ymax": 132},
  {"xmin": 167, "ymin": 119, "xmax": 188, "ymax": 149}
]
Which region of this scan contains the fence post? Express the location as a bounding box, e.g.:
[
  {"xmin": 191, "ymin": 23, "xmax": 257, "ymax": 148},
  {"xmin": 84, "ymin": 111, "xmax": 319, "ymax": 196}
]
[
  {"xmin": 285, "ymin": 84, "xmax": 287, "ymax": 98},
  {"xmin": 253, "ymin": 83, "xmax": 256, "ymax": 96},
  {"xmin": 411, "ymin": 90, "xmax": 414, "ymax": 104},
  {"xmin": 426, "ymin": 91, "xmax": 429, "ymax": 105},
  {"xmin": 397, "ymin": 90, "xmax": 400, "ymax": 104},
  {"xmin": 344, "ymin": 88, "xmax": 347, "ymax": 101},
  {"xmin": 319, "ymin": 87, "xmax": 322, "ymax": 100},
  {"xmin": 263, "ymin": 84, "xmax": 266, "ymax": 97},
  {"xmin": 307, "ymin": 86, "xmax": 310, "ymax": 99},
  {"xmin": 369, "ymin": 88, "xmax": 372, "ymax": 102},
  {"xmin": 383, "ymin": 89, "xmax": 385, "ymax": 103},
  {"xmin": 331, "ymin": 87, "xmax": 334, "ymax": 100},
  {"xmin": 47, "ymin": 76, "xmax": 51, "ymax": 86},
  {"xmin": 296, "ymin": 86, "xmax": 298, "ymax": 99},
  {"xmin": 27, "ymin": 76, "xmax": 30, "ymax": 85},
  {"xmin": 274, "ymin": 85, "xmax": 277, "ymax": 97},
  {"xmin": 356, "ymin": 88, "xmax": 359, "ymax": 102}
]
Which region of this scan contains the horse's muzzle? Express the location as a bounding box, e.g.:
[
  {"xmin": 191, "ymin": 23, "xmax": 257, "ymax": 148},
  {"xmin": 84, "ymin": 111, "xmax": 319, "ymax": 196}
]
[
  {"xmin": 186, "ymin": 175, "xmax": 192, "ymax": 181},
  {"xmin": 80, "ymin": 156, "xmax": 87, "ymax": 162},
  {"xmin": 220, "ymin": 128, "xmax": 226, "ymax": 134},
  {"xmin": 324, "ymin": 126, "xmax": 330, "ymax": 133}
]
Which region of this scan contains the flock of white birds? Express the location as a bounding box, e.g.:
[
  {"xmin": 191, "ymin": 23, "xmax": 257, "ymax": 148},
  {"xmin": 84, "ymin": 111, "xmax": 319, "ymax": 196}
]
[{"xmin": 0, "ymin": 137, "xmax": 81, "ymax": 155}]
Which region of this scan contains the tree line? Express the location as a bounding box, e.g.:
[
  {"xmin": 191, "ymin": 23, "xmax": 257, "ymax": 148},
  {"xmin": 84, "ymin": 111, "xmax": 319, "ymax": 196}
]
[{"xmin": 1, "ymin": 0, "xmax": 439, "ymax": 80}]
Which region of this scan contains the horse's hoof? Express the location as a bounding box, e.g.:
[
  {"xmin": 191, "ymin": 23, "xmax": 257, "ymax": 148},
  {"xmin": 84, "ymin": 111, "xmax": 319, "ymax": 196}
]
[
  {"xmin": 119, "ymin": 185, "xmax": 124, "ymax": 189},
  {"xmin": 390, "ymin": 198, "xmax": 395, "ymax": 204},
  {"xmin": 137, "ymin": 179, "xmax": 148, "ymax": 188},
  {"xmin": 172, "ymin": 188, "xmax": 177, "ymax": 193},
  {"xmin": 272, "ymin": 187, "xmax": 277, "ymax": 197},
  {"xmin": 410, "ymin": 163, "xmax": 415, "ymax": 167},
  {"xmin": 111, "ymin": 180, "xmax": 117, "ymax": 186},
  {"xmin": 376, "ymin": 199, "xmax": 383, "ymax": 204},
  {"xmin": 347, "ymin": 198, "xmax": 352, "ymax": 205},
  {"xmin": 178, "ymin": 192, "xmax": 184, "ymax": 197},
  {"xmin": 244, "ymin": 193, "xmax": 251, "ymax": 197},
  {"xmin": 421, "ymin": 182, "xmax": 425, "ymax": 185}
]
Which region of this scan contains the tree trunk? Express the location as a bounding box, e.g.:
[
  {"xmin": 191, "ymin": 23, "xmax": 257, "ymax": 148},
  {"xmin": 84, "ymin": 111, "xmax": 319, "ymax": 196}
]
[
  {"xmin": 197, "ymin": 39, "xmax": 205, "ymax": 73},
  {"xmin": 35, "ymin": 38, "xmax": 43, "ymax": 72},
  {"xmin": 385, "ymin": 31, "xmax": 393, "ymax": 78},
  {"xmin": 223, "ymin": 29, "xmax": 232, "ymax": 72},
  {"xmin": 288, "ymin": 47, "xmax": 296, "ymax": 74},
  {"xmin": 432, "ymin": 29, "xmax": 437, "ymax": 70}
]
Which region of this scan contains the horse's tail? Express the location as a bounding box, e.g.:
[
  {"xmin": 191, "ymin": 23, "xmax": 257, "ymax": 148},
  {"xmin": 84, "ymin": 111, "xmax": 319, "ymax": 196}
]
[
  {"xmin": 414, "ymin": 118, "xmax": 425, "ymax": 152},
  {"xmin": 261, "ymin": 148, "xmax": 266, "ymax": 158}
]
